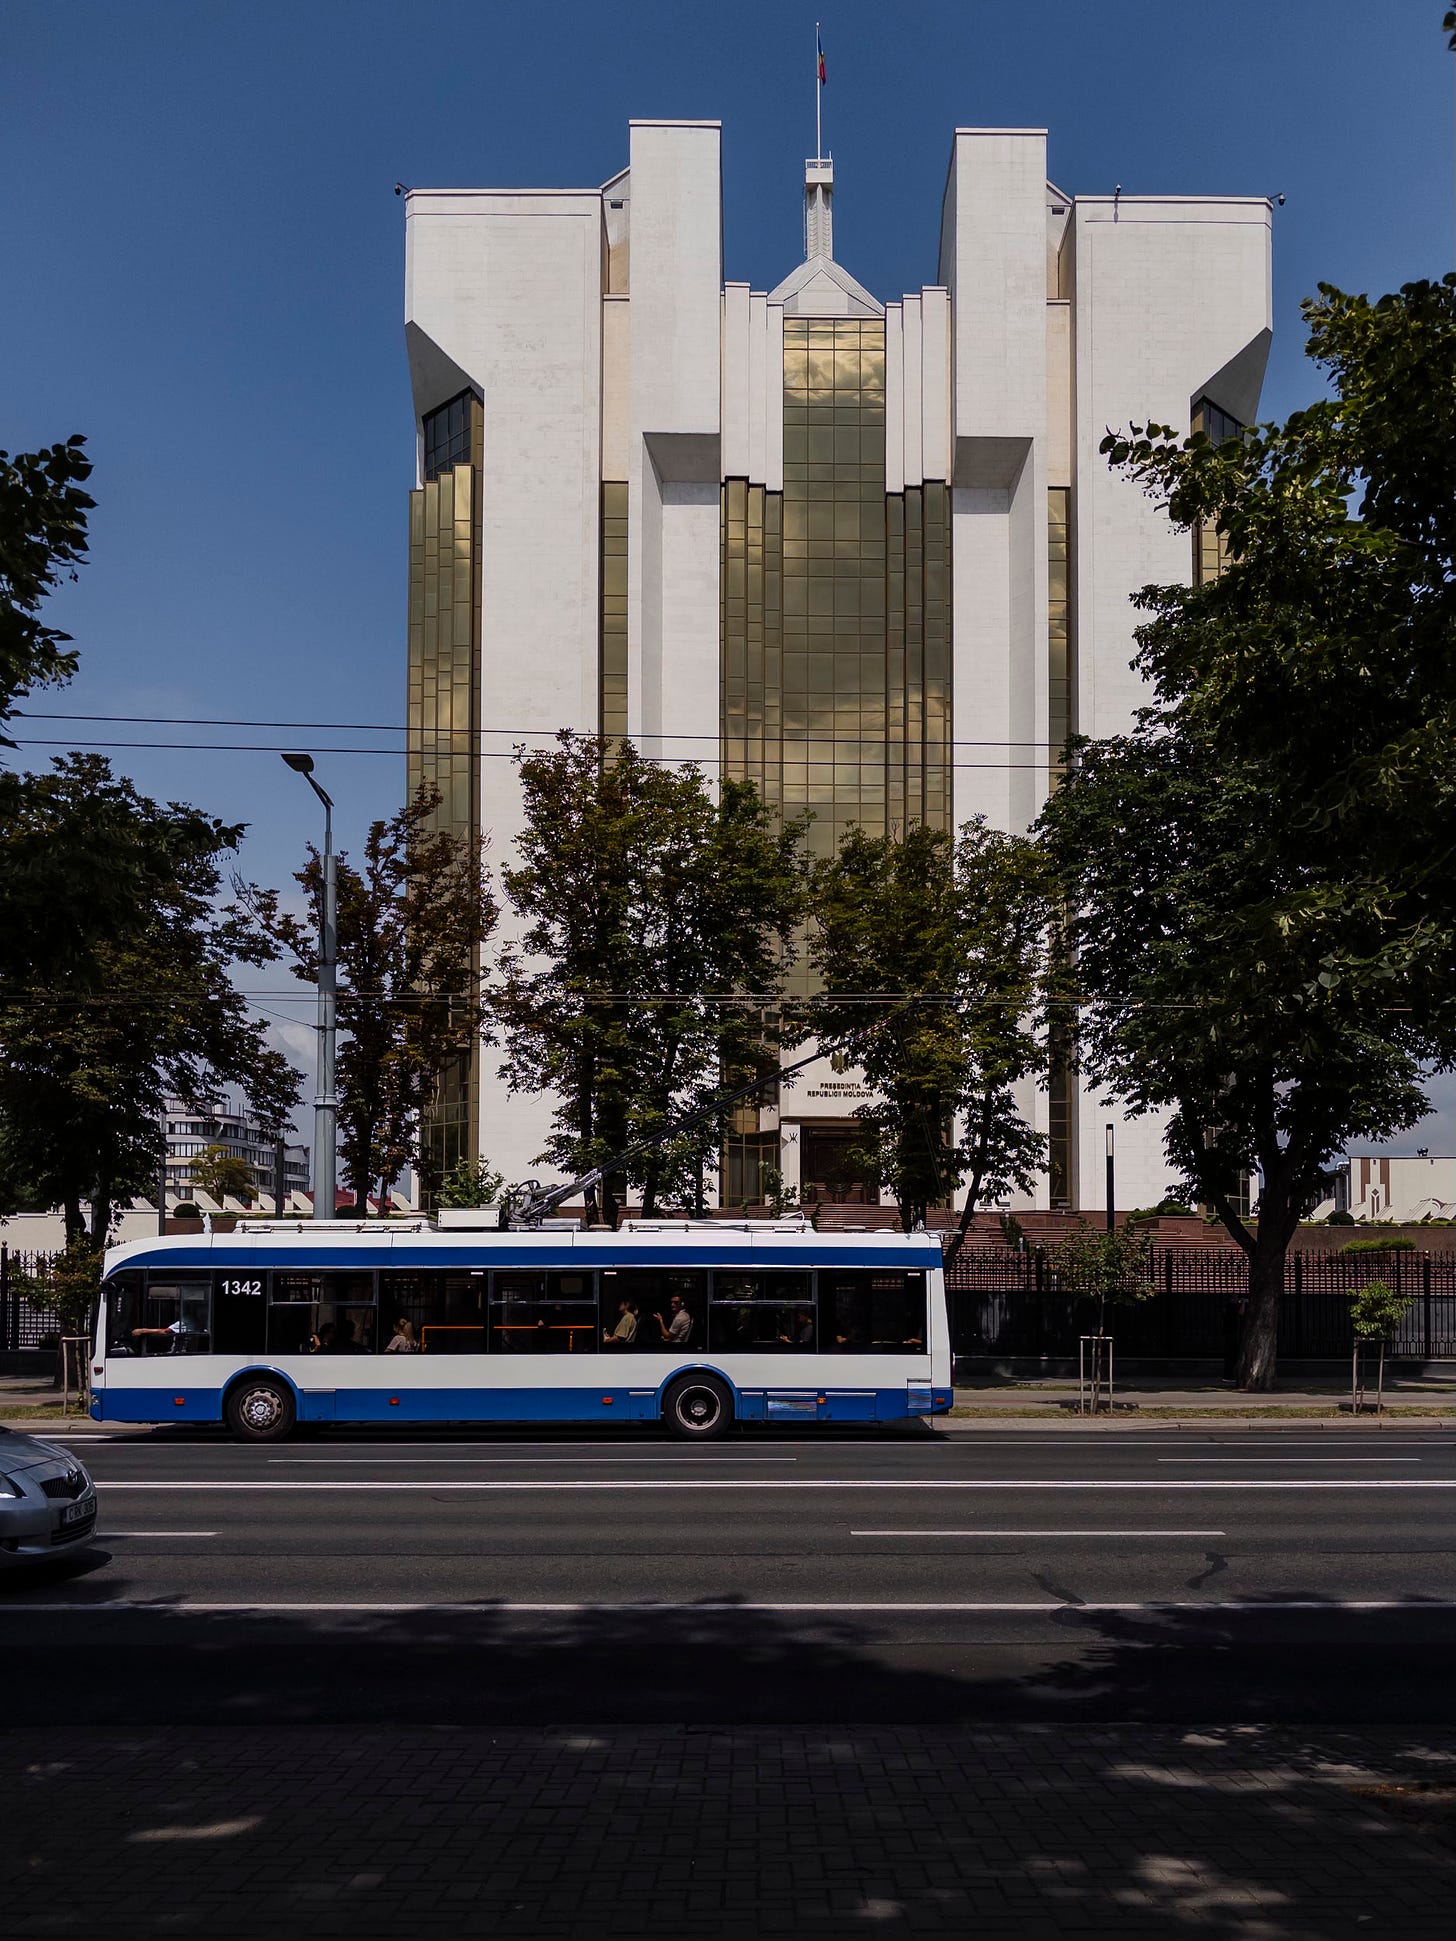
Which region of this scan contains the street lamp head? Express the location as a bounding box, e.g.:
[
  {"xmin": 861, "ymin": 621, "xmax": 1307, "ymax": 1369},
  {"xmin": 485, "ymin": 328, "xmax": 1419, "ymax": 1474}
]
[{"xmin": 281, "ymin": 751, "xmax": 315, "ymax": 775}]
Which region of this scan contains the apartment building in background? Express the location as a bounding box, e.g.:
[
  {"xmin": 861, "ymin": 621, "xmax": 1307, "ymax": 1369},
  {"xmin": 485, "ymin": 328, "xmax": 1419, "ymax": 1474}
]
[
  {"xmin": 402, "ymin": 121, "xmax": 1272, "ymax": 1211},
  {"xmin": 165, "ymin": 1096, "xmax": 309, "ymax": 1206}
]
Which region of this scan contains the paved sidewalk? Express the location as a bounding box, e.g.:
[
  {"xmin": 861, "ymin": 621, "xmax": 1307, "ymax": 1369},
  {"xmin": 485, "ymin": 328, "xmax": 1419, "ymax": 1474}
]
[
  {"xmin": 948, "ymin": 1376, "xmax": 1455, "ymax": 1425},
  {"xmin": 4, "ymin": 1723, "xmax": 1454, "ymax": 1937}
]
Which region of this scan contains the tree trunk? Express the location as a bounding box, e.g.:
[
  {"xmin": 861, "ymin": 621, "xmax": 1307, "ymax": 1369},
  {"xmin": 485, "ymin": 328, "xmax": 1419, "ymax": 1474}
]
[
  {"xmin": 601, "ymin": 1175, "xmax": 621, "ymax": 1230},
  {"xmin": 89, "ymin": 1183, "xmax": 113, "ymax": 1251},
  {"xmin": 63, "ymin": 1193, "xmax": 84, "ymax": 1249},
  {"xmin": 940, "ymin": 1089, "xmax": 995, "ymax": 1268},
  {"xmin": 1237, "ymin": 1238, "xmax": 1284, "ymax": 1390}
]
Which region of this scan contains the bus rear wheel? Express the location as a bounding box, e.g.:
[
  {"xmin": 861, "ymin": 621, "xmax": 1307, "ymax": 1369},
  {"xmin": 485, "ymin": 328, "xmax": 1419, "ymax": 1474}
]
[
  {"xmin": 664, "ymin": 1374, "xmax": 732, "ymax": 1440},
  {"xmin": 225, "ymin": 1376, "xmax": 295, "ymax": 1443}
]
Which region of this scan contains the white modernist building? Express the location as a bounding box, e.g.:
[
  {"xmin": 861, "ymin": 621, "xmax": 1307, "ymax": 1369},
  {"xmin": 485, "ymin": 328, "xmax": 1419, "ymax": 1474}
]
[{"xmin": 403, "ymin": 122, "xmax": 1271, "ymax": 1212}]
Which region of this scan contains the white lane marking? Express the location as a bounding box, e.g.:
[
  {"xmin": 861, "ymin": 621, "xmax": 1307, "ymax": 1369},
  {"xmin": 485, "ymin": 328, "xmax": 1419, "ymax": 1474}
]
[
  {"xmin": 1158, "ymin": 1457, "xmax": 1422, "ymax": 1465},
  {"xmin": 92, "ymin": 1478, "xmax": 1456, "ymax": 1492},
  {"xmin": 3, "ymin": 1599, "xmax": 1455, "ymax": 1615},
  {"xmin": 103, "ymin": 1531, "xmax": 219, "ymax": 1539},
  {"xmin": 851, "ymin": 1529, "xmax": 1227, "ymax": 1538},
  {"xmin": 267, "ymin": 1456, "xmax": 799, "ymax": 1466},
  {"xmin": 12, "ymin": 1434, "xmax": 115, "ymax": 1444}
]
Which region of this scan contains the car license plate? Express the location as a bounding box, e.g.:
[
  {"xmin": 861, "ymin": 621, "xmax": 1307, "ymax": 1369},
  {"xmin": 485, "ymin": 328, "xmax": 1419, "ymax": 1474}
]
[{"xmin": 60, "ymin": 1498, "xmax": 92, "ymax": 1525}]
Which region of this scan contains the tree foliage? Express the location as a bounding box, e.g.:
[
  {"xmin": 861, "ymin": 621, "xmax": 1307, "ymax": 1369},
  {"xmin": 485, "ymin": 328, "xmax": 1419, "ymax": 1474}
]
[
  {"xmin": 193, "ymin": 1145, "xmax": 257, "ymax": 1207},
  {"xmin": 0, "ymin": 756, "xmax": 300, "ymax": 1247},
  {"xmin": 1348, "ymin": 1278, "xmax": 1412, "ymax": 1341},
  {"xmin": 807, "ymin": 819, "xmax": 1051, "ymax": 1239},
  {"xmin": 236, "ymin": 786, "xmax": 497, "ymax": 1211},
  {"xmin": 495, "ymin": 735, "xmax": 807, "ymax": 1225},
  {"xmin": 0, "ymin": 435, "xmax": 93, "ymax": 743},
  {"xmin": 1045, "ymin": 275, "xmax": 1456, "ymax": 1389},
  {"xmin": 10, "ymin": 1239, "xmax": 104, "ymax": 1342},
  {"xmin": 1049, "ymin": 1221, "xmax": 1155, "ymax": 1336},
  {"xmin": 436, "ymin": 1156, "xmax": 506, "ymax": 1209}
]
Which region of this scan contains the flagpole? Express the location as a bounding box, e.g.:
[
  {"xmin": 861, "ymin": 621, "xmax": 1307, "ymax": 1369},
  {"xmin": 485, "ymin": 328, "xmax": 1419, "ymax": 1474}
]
[{"xmin": 815, "ymin": 21, "xmax": 821, "ymax": 162}]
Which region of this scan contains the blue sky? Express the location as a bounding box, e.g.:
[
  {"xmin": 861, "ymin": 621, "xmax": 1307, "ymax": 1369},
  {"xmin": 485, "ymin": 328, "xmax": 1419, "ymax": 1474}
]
[{"xmin": 5, "ymin": 0, "xmax": 1455, "ymax": 1151}]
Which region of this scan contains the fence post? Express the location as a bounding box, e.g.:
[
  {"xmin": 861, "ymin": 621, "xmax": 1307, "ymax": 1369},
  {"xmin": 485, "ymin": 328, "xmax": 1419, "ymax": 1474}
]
[
  {"xmin": 1291, "ymin": 1253, "xmax": 1303, "ymax": 1362},
  {"xmin": 1423, "ymin": 1252, "xmax": 1433, "ymax": 1364},
  {"xmin": 1163, "ymin": 1247, "xmax": 1175, "ymax": 1356},
  {"xmin": 1, "ymin": 1243, "xmax": 8, "ymax": 1355}
]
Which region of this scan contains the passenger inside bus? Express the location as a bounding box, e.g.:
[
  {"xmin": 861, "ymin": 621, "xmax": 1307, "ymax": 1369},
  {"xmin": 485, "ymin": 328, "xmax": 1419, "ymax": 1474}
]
[
  {"xmin": 652, "ymin": 1293, "xmax": 695, "ymax": 1347},
  {"xmin": 603, "ymin": 1298, "xmax": 639, "ymax": 1349},
  {"xmin": 779, "ymin": 1307, "xmax": 816, "ymax": 1349}
]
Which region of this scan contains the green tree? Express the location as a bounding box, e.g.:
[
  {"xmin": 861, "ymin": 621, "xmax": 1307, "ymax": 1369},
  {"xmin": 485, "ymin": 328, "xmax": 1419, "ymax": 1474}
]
[
  {"xmin": 1041, "ymin": 275, "xmax": 1456, "ymax": 1390},
  {"xmin": 0, "ymin": 756, "xmax": 301, "ymax": 1247},
  {"xmin": 1349, "ymin": 1276, "xmax": 1414, "ymax": 1412},
  {"xmin": 1348, "ymin": 1278, "xmax": 1412, "ymax": 1341},
  {"xmin": 807, "ymin": 818, "xmax": 1052, "ymax": 1242},
  {"xmin": 1039, "ymin": 714, "xmax": 1432, "ymax": 1391},
  {"xmin": 0, "ymin": 435, "xmax": 163, "ymax": 984},
  {"xmin": 235, "ymin": 786, "xmax": 497, "ymax": 1212},
  {"xmin": 8, "ymin": 1242, "xmax": 103, "ymax": 1343},
  {"xmin": 193, "ymin": 1144, "xmax": 257, "ymax": 1208},
  {"xmin": 0, "ymin": 435, "xmax": 93, "ymax": 740},
  {"xmin": 1049, "ymin": 1220, "xmax": 1155, "ymax": 1338},
  {"xmin": 436, "ymin": 1156, "xmax": 507, "ymax": 1209},
  {"xmin": 496, "ymin": 735, "xmax": 807, "ymax": 1225}
]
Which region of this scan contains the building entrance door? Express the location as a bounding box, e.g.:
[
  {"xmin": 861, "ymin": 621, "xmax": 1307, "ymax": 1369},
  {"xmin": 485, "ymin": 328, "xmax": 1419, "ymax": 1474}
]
[{"xmin": 799, "ymin": 1127, "xmax": 876, "ymax": 1206}]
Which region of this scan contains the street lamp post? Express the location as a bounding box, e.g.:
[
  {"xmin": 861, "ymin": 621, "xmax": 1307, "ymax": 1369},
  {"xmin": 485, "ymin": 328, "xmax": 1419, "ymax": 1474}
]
[
  {"xmin": 1105, "ymin": 1123, "xmax": 1116, "ymax": 1234},
  {"xmin": 282, "ymin": 754, "xmax": 337, "ymax": 1221}
]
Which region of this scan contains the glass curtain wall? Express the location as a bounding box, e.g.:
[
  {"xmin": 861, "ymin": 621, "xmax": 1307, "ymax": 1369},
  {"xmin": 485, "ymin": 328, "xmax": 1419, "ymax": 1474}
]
[
  {"xmin": 721, "ymin": 316, "xmax": 953, "ymax": 1193},
  {"xmin": 600, "ymin": 483, "xmax": 629, "ymax": 741},
  {"xmin": 407, "ymin": 388, "xmax": 484, "ymax": 1186},
  {"xmin": 722, "ymin": 319, "xmax": 952, "ymax": 853},
  {"xmin": 1191, "ymin": 398, "xmax": 1241, "ymax": 585}
]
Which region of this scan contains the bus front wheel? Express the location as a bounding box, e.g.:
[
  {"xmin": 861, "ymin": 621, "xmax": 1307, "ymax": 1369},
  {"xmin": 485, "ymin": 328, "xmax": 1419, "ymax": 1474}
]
[
  {"xmin": 663, "ymin": 1374, "xmax": 732, "ymax": 1440},
  {"xmin": 225, "ymin": 1376, "xmax": 296, "ymax": 1443}
]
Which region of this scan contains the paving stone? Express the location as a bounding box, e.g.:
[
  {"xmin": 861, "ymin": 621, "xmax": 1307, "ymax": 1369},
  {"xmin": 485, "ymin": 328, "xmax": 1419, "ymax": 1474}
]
[{"xmin": 6, "ymin": 1723, "xmax": 1456, "ymax": 1937}]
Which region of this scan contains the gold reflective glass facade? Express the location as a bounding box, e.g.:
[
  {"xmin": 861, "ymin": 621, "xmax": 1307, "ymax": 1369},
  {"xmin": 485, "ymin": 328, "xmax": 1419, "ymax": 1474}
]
[
  {"xmin": 1191, "ymin": 398, "xmax": 1241, "ymax": 586},
  {"xmin": 721, "ymin": 317, "xmax": 953, "ymax": 1185},
  {"xmin": 600, "ymin": 482, "xmax": 628, "ymax": 741},
  {"xmin": 1046, "ymin": 486, "xmax": 1076, "ymax": 1206},
  {"xmin": 887, "ymin": 483, "xmax": 952, "ymax": 832},
  {"xmin": 1047, "ymin": 487, "xmax": 1073, "ymax": 778},
  {"xmin": 722, "ymin": 318, "xmax": 951, "ymax": 856},
  {"xmin": 407, "ymin": 391, "xmax": 483, "ymax": 1184}
]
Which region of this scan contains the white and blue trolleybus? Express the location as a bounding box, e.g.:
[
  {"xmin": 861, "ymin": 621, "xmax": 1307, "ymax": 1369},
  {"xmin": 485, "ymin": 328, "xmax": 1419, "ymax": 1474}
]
[{"xmin": 92, "ymin": 1216, "xmax": 954, "ymax": 1439}]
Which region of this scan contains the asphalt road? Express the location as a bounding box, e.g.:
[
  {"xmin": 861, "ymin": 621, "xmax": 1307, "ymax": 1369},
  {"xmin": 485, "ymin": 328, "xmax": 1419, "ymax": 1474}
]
[{"xmin": 6, "ymin": 1423, "xmax": 1456, "ymax": 1727}]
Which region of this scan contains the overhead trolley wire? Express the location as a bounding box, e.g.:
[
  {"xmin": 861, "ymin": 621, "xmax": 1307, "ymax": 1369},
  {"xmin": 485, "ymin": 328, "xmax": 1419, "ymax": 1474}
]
[{"xmin": 13, "ymin": 709, "xmax": 1067, "ymax": 750}]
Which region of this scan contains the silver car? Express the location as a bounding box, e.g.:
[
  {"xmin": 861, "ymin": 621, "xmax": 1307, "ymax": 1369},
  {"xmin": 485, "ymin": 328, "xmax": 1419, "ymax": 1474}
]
[{"xmin": 0, "ymin": 1428, "xmax": 97, "ymax": 1566}]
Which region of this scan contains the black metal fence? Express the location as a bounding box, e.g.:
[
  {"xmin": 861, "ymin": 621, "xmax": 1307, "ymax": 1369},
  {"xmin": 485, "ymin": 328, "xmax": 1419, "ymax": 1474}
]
[
  {"xmin": 8, "ymin": 1239, "xmax": 1453, "ymax": 1364},
  {"xmin": 0, "ymin": 1248, "xmax": 66, "ymax": 1352},
  {"xmin": 946, "ymin": 1245, "xmax": 1456, "ymax": 1363}
]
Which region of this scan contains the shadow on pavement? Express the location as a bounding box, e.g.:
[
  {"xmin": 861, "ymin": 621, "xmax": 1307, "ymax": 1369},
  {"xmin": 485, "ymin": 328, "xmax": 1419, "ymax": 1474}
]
[{"xmin": 4, "ymin": 1585, "xmax": 1456, "ymax": 1936}]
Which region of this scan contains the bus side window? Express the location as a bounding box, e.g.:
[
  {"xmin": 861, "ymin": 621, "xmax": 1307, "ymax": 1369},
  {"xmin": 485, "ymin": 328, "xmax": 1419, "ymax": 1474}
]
[
  {"xmin": 487, "ymin": 1272, "xmax": 596, "ymax": 1355},
  {"xmin": 266, "ymin": 1271, "xmax": 377, "ymax": 1355},
  {"xmin": 132, "ymin": 1278, "xmax": 212, "ymax": 1356},
  {"xmin": 819, "ymin": 1270, "xmax": 926, "ymax": 1352},
  {"xmin": 606, "ymin": 1269, "xmax": 706, "ymax": 1351},
  {"xmin": 706, "ymin": 1271, "xmax": 813, "ymax": 1353},
  {"xmin": 381, "ymin": 1271, "xmax": 487, "ymax": 1355}
]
